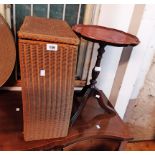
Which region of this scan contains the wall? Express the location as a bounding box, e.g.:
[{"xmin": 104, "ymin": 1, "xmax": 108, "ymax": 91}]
[
  {"xmin": 93, "ymin": 4, "xmax": 135, "ymax": 97},
  {"xmin": 131, "ymin": 5, "xmax": 155, "ymax": 98},
  {"xmin": 124, "ymin": 55, "xmax": 155, "ymax": 140},
  {"xmin": 123, "ymin": 5, "xmax": 155, "ymax": 140},
  {"xmin": 115, "ymin": 4, "xmax": 155, "ymax": 118},
  {"xmin": 0, "ymin": 4, "xmax": 11, "ymax": 26}
]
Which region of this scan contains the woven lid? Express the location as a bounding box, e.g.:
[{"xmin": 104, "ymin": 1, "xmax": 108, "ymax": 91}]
[
  {"xmin": 0, "ymin": 15, "xmax": 16, "ymax": 87},
  {"xmin": 18, "ymin": 16, "xmax": 79, "ymax": 45}
]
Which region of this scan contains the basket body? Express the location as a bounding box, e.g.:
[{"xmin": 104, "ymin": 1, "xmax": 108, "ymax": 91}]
[{"xmin": 18, "ymin": 16, "xmax": 79, "ymax": 141}]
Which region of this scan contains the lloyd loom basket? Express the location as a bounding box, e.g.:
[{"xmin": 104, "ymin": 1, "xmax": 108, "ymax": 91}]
[{"xmin": 18, "ymin": 16, "xmax": 79, "ymax": 141}]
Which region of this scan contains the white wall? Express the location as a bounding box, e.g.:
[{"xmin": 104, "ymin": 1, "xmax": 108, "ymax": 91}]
[
  {"xmin": 88, "ymin": 4, "xmax": 135, "ymax": 98},
  {"xmin": 115, "ymin": 5, "xmax": 155, "ymax": 118},
  {"xmin": 0, "ymin": 4, "xmax": 11, "ymax": 26},
  {"xmin": 131, "ymin": 5, "xmax": 155, "ymax": 98}
]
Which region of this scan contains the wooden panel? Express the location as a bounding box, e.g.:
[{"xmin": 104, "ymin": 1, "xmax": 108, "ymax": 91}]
[
  {"xmin": 126, "ymin": 141, "xmax": 155, "ymax": 151},
  {"xmin": 3, "ymin": 79, "xmax": 86, "ymax": 87},
  {"xmin": 74, "ymin": 80, "xmax": 86, "ymax": 87},
  {"xmin": 19, "ymin": 40, "xmax": 77, "ymax": 141}
]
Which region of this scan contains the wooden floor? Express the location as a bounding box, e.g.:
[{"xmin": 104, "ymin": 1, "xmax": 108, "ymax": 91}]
[{"xmin": 126, "ymin": 140, "xmax": 155, "ymax": 151}]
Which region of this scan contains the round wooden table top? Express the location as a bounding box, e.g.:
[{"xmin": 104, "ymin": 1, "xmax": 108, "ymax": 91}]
[
  {"xmin": 72, "ymin": 24, "xmax": 140, "ymax": 46},
  {"xmin": 0, "ymin": 15, "xmax": 16, "ymax": 86}
]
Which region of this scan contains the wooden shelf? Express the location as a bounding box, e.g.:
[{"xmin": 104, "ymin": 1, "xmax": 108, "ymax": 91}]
[{"xmin": 3, "ymin": 80, "xmax": 86, "ymax": 87}]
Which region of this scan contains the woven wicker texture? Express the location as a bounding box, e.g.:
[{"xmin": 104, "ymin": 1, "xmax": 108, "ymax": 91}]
[
  {"xmin": 0, "ymin": 15, "xmax": 16, "ymax": 86},
  {"xmin": 18, "ymin": 16, "xmax": 79, "ymax": 45},
  {"xmin": 18, "ymin": 17, "xmax": 79, "ymax": 141}
]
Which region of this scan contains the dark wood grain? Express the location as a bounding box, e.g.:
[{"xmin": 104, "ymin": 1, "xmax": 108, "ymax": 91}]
[
  {"xmin": 0, "ymin": 91, "xmax": 132, "ymax": 150},
  {"xmin": 126, "ymin": 140, "xmax": 155, "ymax": 151},
  {"xmin": 63, "ymin": 138, "xmax": 121, "ymax": 151},
  {"xmin": 0, "ymin": 15, "xmax": 16, "ymax": 87},
  {"xmin": 72, "ymin": 24, "xmax": 140, "ymax": 46}
]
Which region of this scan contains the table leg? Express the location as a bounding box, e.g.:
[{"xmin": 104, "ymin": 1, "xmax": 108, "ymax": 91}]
[
  {"xmin": 70, "ymin": 87, "xmax": 92, "ymax": 126},
  {"xmin": 70, "ymin": 43, "xmax": 116, "ymax": 126},
  {"xmin": 94, "ymin": 88, "xmax": 115, "ymax": 114}
]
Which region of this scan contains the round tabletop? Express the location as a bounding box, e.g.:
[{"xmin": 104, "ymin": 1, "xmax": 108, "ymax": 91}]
[
  {"xmin": 0, "ymin": 15, "xmax": 16, "ymax": 86},
  {"xmin": 72, "ymin": 24, "xmax": 140, "ymax": 46}
]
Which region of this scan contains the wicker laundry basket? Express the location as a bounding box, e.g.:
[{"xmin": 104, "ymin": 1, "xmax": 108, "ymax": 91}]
[{"xmin": 18, "ymin": 16, "xmax": 79, "ymax": 141}]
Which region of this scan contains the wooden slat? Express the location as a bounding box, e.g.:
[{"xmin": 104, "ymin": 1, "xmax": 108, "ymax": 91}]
[
  {"xmin": 74, "ymin": 79, "xmax": 86, "ymax": 87},
  {"xmin": 3, "ymin": 79, "xmax": 86, "ymax": 87}
]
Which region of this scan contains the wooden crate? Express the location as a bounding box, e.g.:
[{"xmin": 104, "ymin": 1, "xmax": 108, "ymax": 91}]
[{"xmin": 18, "ymin": 16, "xmax": 79, "ymax": 141}]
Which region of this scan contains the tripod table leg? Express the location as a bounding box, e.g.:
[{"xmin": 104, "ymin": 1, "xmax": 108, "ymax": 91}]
[
  {"xmin": 94, "ymin": 89, "xmax": 116, "ymax": 114},
  {"xmin": 70, "ymin": 88, "xmax": 92, "ymax": 126}
]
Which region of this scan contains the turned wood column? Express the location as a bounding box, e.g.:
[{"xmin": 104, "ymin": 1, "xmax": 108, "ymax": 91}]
[{"xmin": 90, "ymin": 43, "xmax": 106, "ymax": 87}]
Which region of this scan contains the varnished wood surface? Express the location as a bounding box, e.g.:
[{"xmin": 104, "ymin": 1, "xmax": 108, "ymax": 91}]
[
  {"xmin": 126, "ymin": 140, "xmax": 155, "ymax": 151},
  {"xmin": 72, "ymin": 24, "xmax": 140, "ymax": 46},
  {"xmin": 0, "ymin": 15, "xmax": 16, "ymax": 87},
  {"xmin": 0, "ymin": 91, "xmax": 131, "ymax": 150},
  {"xmin": 3, "ymin": 79, "xmax": 86, "ymax": 87},
  {"xmin": 63, "ymin": 138, "xmax": 120, "ymax": 151}
]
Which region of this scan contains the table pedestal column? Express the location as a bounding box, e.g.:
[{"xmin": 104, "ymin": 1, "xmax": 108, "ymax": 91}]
[{"xmin": 70, "ymin": 43, "xmax": 116, "ymax": 126}]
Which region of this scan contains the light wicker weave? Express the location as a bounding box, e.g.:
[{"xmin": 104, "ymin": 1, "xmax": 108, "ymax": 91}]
[{"xmin": 18, "ymin": 16, "xmax": 79, "ymax": 141}]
